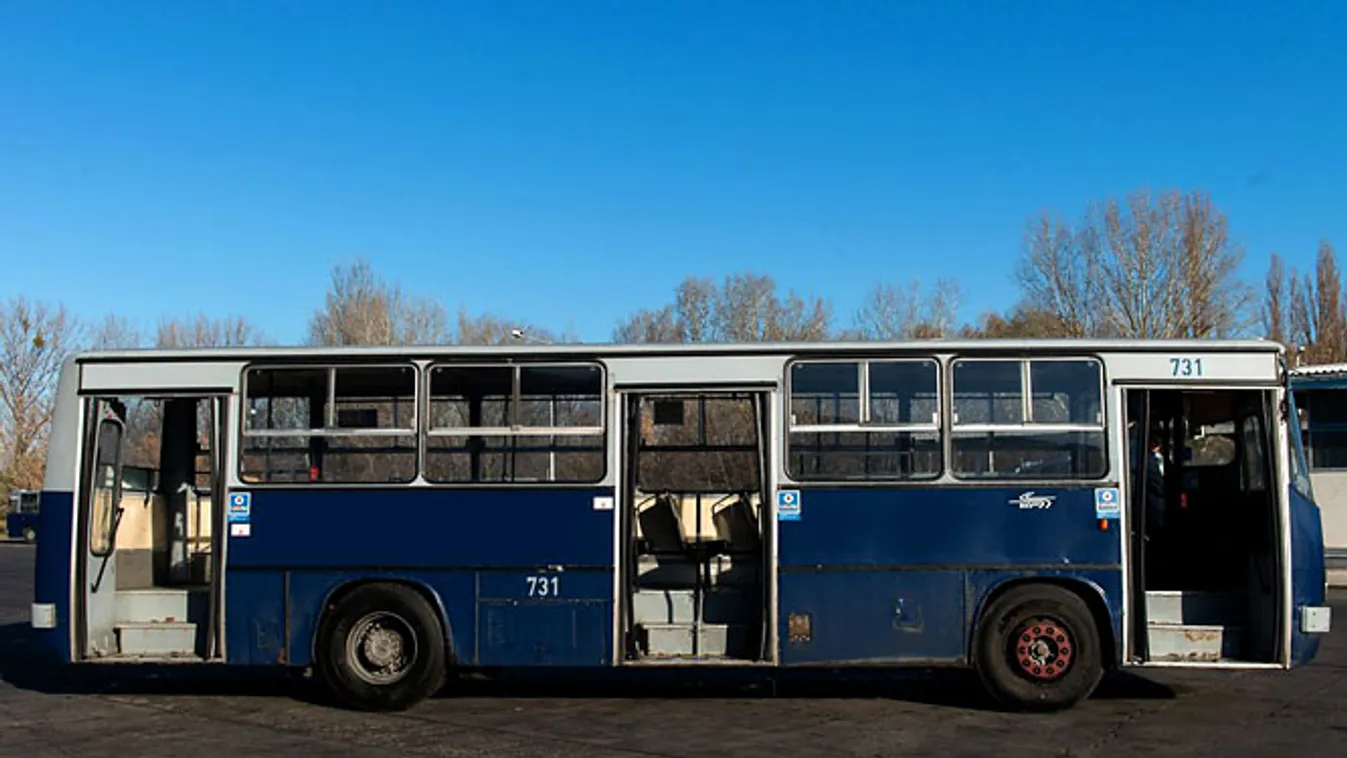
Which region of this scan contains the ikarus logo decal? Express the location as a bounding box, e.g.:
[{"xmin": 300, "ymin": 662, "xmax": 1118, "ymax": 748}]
[{"xmin": 1009, "ymin": 491, "xmax": 1055, "ymax": 510}]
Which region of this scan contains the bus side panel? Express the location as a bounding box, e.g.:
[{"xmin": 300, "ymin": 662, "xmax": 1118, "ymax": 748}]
[
  {"xmin": 777, "ymin": 487, "xmax": 1121, "ymax": 667},
  {"xmin": 778, "ymin": 569, "xmax": 966, "ymax": 664},
  {"xmin": 1288, "ymin": 486, "xmax": 1326, "ymax": 665},
  {"xmin": 475, "ymin": 569, "xmax": 612, "ymax": 666},
  {"xmin": 7, "ymin": 511, "xmax": 35, "ymax": 539},
  {"xmin": 224, "ymin": 487, "xmax": 615, "ymax": 668},
  {"xmin": 31, "ymin": 490, "xmax": 75, "ymax": 663},
  {"xmin": 224, "ymin": 570, "xmax": 287, "ymax": 665}
]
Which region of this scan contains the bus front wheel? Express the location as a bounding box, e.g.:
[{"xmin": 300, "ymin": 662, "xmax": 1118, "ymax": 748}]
[
  {"xmin": 974, "ymin": 584, "xmax": 1103, "ymax": 712},
  {"xmin": 316, "ymin": 583, "xmax": 448, "ymax": 712}
]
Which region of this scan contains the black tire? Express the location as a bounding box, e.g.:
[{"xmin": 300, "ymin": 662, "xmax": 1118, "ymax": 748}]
[
  {"xmin": 22, "ymin": 527, "xmax": 35, "ymax": 543},
  {"xmin": 316, "ymin": 583, "xmax": 448, "ymax": 712},
  {"xmin": 973, "ymin": 584, "xmax": 1103, "ymax": 712}
]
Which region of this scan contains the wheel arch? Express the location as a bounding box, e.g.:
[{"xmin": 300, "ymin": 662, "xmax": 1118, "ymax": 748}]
[
  {"xmin": 970, "ymin": 576, "xmax": 1119, "ymax": 669},
  {"xmin": 313, "ymin": 578, "xmax": 458, "ymax": 667}
]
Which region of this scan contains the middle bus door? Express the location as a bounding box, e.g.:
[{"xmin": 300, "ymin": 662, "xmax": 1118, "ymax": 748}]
[
  {"xmin": 618, "ymin": 387, "xmax": 777, "ymax": 665},
  {"xmin": 206, "ymin": 395, "xmax": 229, "ymax": 660}
]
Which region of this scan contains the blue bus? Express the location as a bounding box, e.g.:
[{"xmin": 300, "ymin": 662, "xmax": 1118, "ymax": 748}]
[
  {"xmin": 27, "ymin": 339, "xmax": 1333, "ymax": 711},
  {"xmin": 7, "ymin": 490, "xmax": 40, "ymax": 542}
]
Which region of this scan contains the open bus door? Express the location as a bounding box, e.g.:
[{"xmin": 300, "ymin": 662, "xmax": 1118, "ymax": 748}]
[
  {"xmin": 75, "ymin": 393, "xmax": 229, "ymax": 661},
  {"xmin": 76, "ymin": 399, "xmax": 127, "ymax": 658},
  {"xmin": 1124, "ymin": 386, "xmax": 1286, "ymax": 668}
]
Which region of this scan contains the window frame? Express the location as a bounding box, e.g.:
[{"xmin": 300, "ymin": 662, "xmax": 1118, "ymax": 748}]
[
  {"xmin": 1296, "ymin": 391, "xmax": 1347, "ymax": 471},
  {"xmin": 784, "ymin": 356, "xmax": 943, "ymax": 483},
  {"xmin": 424, "ymin": 361, "xmax": 606, "ymax": 438},
  {"xmin": 948, "ymin": 355, "xmax": 1109, "ymax": 482},
  {"xmin": 237, "ymin": 361, "xmax": 422, "ymax": 486},
  {"xmin": 422, "ymin": 360, "xmax": 608, "ymax": 485}
]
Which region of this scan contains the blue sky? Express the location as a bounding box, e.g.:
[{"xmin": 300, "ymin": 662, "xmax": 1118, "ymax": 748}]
[{"xmin": 2, "ymin": 1, "xmax": 1345, "ymax": 344}]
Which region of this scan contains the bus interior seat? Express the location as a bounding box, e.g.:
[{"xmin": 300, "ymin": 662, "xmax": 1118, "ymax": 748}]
[
  {"xmin": 636, "ymin": 492, "xmax": 688, "ymax": 553},
  {"xmin": 712, "ymin": 493, "xmax": 760, "ymax": 550}
]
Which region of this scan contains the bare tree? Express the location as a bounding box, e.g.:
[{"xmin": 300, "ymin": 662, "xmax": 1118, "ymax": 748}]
[
  {"xmin": 307, "ymin": 259, "xmax": 451, "ymax": 346},
  {"xmin": 613, "ymin": 278, "xmax": 716, "ymax": 343},
  {"xmin": 851, "ymin": 278, "xmax": 962, "ymax": 340},
  {"xmin": 1016, "ymin": 189, "xmax": 1251, "ymax": 339},
  {"xmin": 614, "ymin": 272, "xmax": 831, "ymax": 343},
  {"xmin": 453, "ymin": 308, "xmax": 576, "ymax": 345},
  {"xmin": 1263, "ymin": 253, "xmax": 1289, "ymax": 346},
  {"xmin": 157, "ymin": 313, "xmax": 267, "ymax": 348},
  {"xmin": 90, "ymin": 314, "xmax": 144, "ymax": 350},
  {"xmin": 1014, "ymin": 213, "xmax": 1098, "ymax": 337},
  {"xmin": 1266, "ymin": 240, "xmax": 1347, "ymax": 364},
  {"xmin": 0, "ymin": 297, "xmax": 81, "ymax": 493},
  {"xmin": 961, "ymin": 306, "xmax": 1076, "ymax": 339}
]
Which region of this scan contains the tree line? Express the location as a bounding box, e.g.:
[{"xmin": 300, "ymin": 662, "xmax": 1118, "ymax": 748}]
[{"xmin": 2, "ymin": 185, "xmax": 1343, "ymax": 497}]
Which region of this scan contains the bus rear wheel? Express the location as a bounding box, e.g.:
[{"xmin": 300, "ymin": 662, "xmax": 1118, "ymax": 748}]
[
  {"xmin": 22, "ymin": 526, "xmax": 35, "ymax": 543},
  {"xmin": 974, "ymin": 584, "xmax": 1103, "ymax": 712},
  {"xmin": 317, "ymin": 583, "xmax": 447, "ymax": 712}
]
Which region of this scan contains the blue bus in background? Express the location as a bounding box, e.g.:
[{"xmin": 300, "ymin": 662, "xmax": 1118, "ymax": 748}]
[
  {"xmin": 7, "ymin": 490, "xmax": 39, "ymax": 542},
  {"xmin": 27, "ymin": 339, "xmax": 1333, "ymax": 712}
]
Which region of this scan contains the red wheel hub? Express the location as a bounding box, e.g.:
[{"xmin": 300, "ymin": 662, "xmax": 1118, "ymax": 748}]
[{"xmin": 1012, "ymin": 617, "xmax": 1074, "ymax": 680}]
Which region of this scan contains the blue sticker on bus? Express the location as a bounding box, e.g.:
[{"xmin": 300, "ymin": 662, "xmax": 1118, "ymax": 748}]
[
  {"xmin": 777, "ymin": 490, "xmax": 801, "ymax": 521},
  {"xmin": 1094, "ymin": 487, "xmax": 1120, "ymax": 519},
  {"xmin": 227, "ymin": 492, "xmax": 251, "ymax": 523}
]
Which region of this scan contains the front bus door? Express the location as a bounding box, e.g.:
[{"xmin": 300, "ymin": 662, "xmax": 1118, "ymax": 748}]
[
  {"xmin": 1123, "ymin": 385, "xmax": 1286, "ymax": 667},
  {"xmin": 77, "ymin": 398, "xmax": 127, "ymax": 659}
]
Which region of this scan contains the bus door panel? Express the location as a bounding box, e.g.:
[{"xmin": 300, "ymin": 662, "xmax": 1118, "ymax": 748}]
[
  {"xmin": 78, "ymin": 398, "xmax": 127, "ymax": 658},
  {"xmin": 207, "ymin": 395, "xmax": 229, "ymax": 660}
]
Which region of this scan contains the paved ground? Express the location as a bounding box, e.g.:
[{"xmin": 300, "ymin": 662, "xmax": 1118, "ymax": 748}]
[{"xmin": 0, "ymin": 542, "xmax": 1343, "ymax": 757}]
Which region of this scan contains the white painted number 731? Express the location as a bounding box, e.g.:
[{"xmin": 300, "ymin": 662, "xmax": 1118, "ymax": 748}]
[
  {"xmin": 526, "ymin": 575, "xmax": 559, "ymax": 597},
  {"xmin": 1170, "ymin": 357, "xmax": 1203, "ymax": 377}
]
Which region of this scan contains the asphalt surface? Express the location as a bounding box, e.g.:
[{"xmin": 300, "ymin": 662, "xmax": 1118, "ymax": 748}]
[{"xmin": 0, "ymin": 541, "xmax": 1343, "ymax": 757}]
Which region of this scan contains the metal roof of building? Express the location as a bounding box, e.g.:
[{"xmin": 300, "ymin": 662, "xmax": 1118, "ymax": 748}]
[{"xmin": 1291, "ymin": 363, "xmax": 1347, "ymax": 377}]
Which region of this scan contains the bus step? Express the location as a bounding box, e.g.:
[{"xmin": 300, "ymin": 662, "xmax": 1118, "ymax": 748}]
[
  {"xmin": 1145, "ymin": 622, "xmax": 1243, "ymax": 662},
  {"xmin": 635, "ymin": 555, "xmax": 760, "ymax": 589},
  {"xmin": 1144, "ymin": 590, "xmax": 1245, "ymax": 626},
  {"xmin": 633, "ymin": 590, "xmax": 696, "ymax": 625},
  {"xmin": 114, "ymin": 588, "xmax": 203, "ymax": 625},
  {"xmin": 116, "ymin": 621, "xmax": 198, "ymax": 657},
  {"xmin": 640, "ymin": 622, "xmax": 746, "ymax": 658},
  {"xmin": 631, "ymin": 588, "xmax": 755, "ymax": 625}
]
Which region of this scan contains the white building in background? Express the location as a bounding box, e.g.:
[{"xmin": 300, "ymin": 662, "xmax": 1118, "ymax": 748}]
[{"xmin": 1289, "ymin": 363, "xmax": 1347, "ymax": 586}]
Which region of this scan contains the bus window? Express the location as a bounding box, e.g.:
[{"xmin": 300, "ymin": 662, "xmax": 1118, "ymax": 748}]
[
  {"xmin": 950, "ymin": 357, "xmax": 1106, "ymax": 480},
  {"xmin": 88, "ymin": 417, "xmax": 125, "ymax": 557},
  {"xmin": 787, "ymin": 359, "xmax": 941, "ymax": 481},
  {"xmin": 16, "ymin": 491, "xmax": 40, "ymax": 514},
  {"xmin": 240, "ymin": 365, "xmax": 418, "ymax": 484},
  {"xmin": 425, "ymin": 363, "xmax": 605, "ymax": 484}
]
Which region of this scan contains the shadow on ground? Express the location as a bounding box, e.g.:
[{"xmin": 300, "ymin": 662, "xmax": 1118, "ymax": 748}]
[{"xmin": 0, "ymin": 621, "xmax": 1176, "ymax": 711}]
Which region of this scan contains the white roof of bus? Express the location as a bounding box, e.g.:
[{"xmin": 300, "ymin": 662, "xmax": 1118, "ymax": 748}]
[{"xmin": 71, "ymin": 338, "xmax": 1285, "ymax": 362}]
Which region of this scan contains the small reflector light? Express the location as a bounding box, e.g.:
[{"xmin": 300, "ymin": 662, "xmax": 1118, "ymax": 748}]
[{"xmin": 309, "ymin": 466, "xmax": 319, "ymax": 482}]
